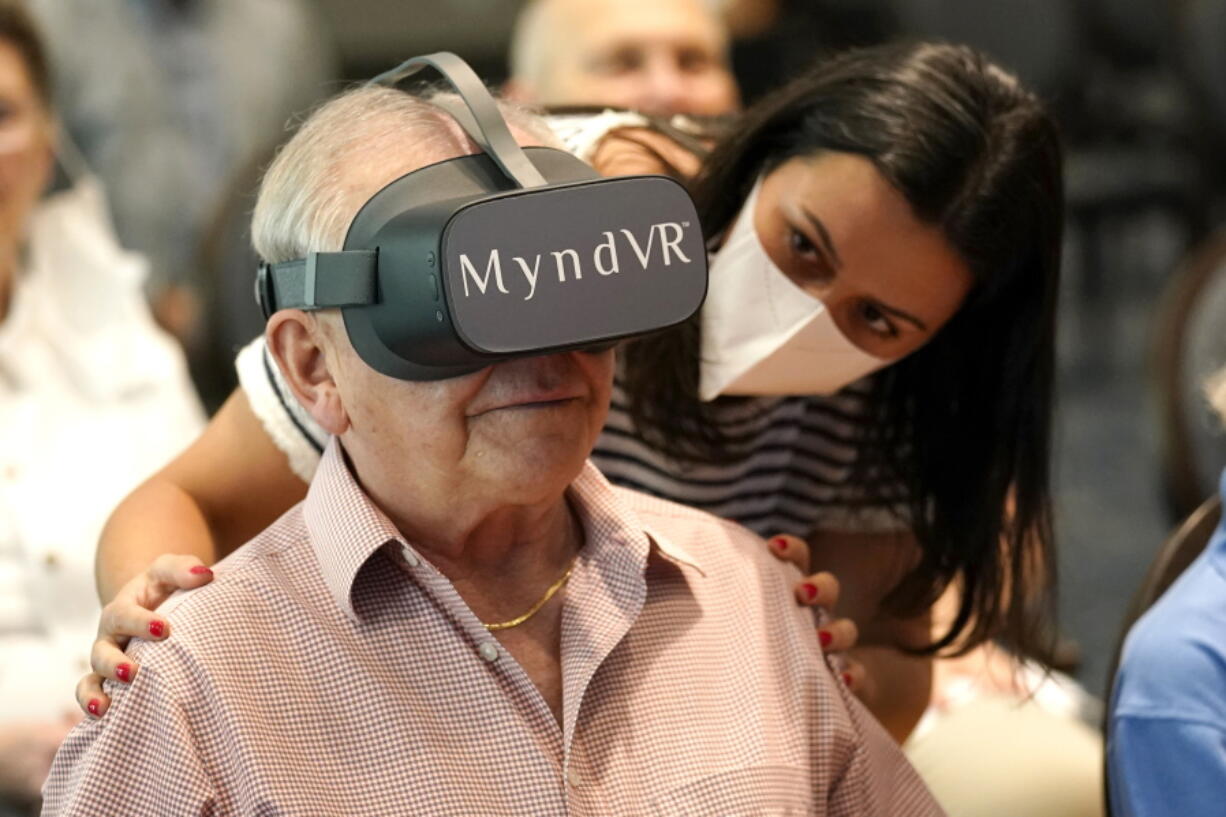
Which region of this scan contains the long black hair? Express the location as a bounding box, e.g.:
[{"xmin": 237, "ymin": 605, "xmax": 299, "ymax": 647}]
[{"xmin": 621, "ymin": 41, "xmax": 1063, "ymax": 660}]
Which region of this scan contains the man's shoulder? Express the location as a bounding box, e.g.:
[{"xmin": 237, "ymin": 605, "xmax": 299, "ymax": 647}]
[
  {"xmin": 614, "ymin": 485, "xmax": 767, "ymax": 549},
  {"xmin": 612, "ymin": 485, "xmax": 802, "ymax": 590},
  {"xmin": 136, "ymin": 505, "xmax": 315, "ymax": 665}
]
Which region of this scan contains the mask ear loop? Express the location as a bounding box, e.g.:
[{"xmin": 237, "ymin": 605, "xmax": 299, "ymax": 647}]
[
  {"xmin": 50, "ymin": 119, "xmax": 92, "ymax": 187},
  {"xmin": 369, "ymin": 52, "xmax": 547, "ymax": 191},
  {"xmin": 705, "ymin": 174, "xmax": 767, "ymax": 255},
  {"xmin": 39, "ymin": 119, "xmax": 127, "ymax": 241},
  {"xmin": 32, "ymin": 114, "xmax": 88, "ymax": 198}
]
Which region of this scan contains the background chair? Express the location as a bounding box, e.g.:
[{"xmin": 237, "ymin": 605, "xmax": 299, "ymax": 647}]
[
  {"xmin": 1119, "ymin": 494, "xmax": 1221, "ymax": 636},
  {"xmin": 188, "ymin": 143, "xmax": 279, "ymax": 413},
  {"xmin": 1151, "ymin": 232, "xmax": 1226, "ymax": 522}
]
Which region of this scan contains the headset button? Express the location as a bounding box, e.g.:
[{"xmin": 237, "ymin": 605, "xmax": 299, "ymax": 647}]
[{"xmin": 428, "ymin": 273, "xmax": 440, "ymax": 301}]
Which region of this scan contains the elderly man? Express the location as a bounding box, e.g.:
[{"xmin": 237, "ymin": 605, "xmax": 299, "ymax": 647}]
[
  {"xmin": 505, "ymin": 0, "xmax": 739, "ymax": 116},
  {"xmin": 43, "ymin": 85, "xmax": 938, "ymax": 815},
  {"xmin": 67, "ymin": 0, "xmax": 734, "ymax": 727}
]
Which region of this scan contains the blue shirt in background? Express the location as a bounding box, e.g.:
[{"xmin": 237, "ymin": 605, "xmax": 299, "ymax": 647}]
[{"xmin": 1109, "ymin": 471, "xmax": 1226, "ymax": 816}]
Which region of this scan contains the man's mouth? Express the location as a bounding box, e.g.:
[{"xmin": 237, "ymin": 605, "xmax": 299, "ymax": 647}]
[{"xmin": 470, "ymin": 388, "xmax": 583, "ymax": 416}]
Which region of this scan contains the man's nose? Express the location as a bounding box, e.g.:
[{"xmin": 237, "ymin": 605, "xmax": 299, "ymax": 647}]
[
  {"xmin": 500, "ymin": 351, "xmax": 577, "ymax": 381},
  {"xmin": 637, "ymin": 55, "xmax": 689, "ymax": 115}
]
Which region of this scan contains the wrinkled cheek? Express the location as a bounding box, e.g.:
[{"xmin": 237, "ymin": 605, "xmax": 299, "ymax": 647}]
[{"xmin": 586, "ymin": 352, "xmax": 616, "ymax": 410}]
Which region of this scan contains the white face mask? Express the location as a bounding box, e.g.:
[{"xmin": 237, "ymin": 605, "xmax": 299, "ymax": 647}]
[{"xmin": 698, "ymin": 178, "xmax": 891, "ymax": 401}]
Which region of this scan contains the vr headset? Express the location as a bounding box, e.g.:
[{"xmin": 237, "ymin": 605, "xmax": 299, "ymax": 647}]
[{"xmin": 255, "ymin": 52, "xmax": 708, "ymax": 381}]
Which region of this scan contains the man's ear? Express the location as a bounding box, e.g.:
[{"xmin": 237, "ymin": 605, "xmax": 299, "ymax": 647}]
[{"xmin": 265, "ymin": 310, "xmax": 350, "ymax": 436}]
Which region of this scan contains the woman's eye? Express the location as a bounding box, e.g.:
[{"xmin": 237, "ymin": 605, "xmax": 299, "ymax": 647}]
[
  {"xmin": 783, "ymin": 227, "xmax": 837, "ymax": 290},
  {"xmin": 859, "ymin": 301, "xmax": 897, "ymax": 338},
  {"xmin": 788, "ymin": 227, "xmax": 818, "ymax": 260}
]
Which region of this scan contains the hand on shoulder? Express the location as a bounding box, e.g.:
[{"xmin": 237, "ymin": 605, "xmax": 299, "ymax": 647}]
[
  {"xmin": 76, "ymin": 554, "xmax": 215, "ymax": 718},
  {"xmin": 766, "ymin": 533, "xmax": 864, "ymax": 694}
]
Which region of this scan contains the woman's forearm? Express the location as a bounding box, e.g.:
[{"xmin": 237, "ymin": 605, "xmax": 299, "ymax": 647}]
[
  {"xmin": 806, "ymin": 528, "xmax": 937, "ymax": 742},
  {"xmin": 95, "ymin": 478, "xmax": 218, "ymax": 603},
  {"xmin": 852, "ymin": 607, "xmax": 936, "ymax": 743},
  {"xmin": 93, "ymin": 389, "xmax": 309, "ymax": 604},
  {"xmin": 849, "ymin": 645, "xmax": 933, "ymax": 743}
]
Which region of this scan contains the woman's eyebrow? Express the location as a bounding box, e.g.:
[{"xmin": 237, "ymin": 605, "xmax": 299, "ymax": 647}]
[
  {"xmin": 799, "ymin": 206, "xmax": 843, "ymax": 269},
  {"xmin": 797, "ymin": 205, "xmax": 929, "ymax": 332}
]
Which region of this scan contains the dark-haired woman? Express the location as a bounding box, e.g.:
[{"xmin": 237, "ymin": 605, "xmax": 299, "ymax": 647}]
[
  {"xmin": 610, "ymin": 40, "xmax": 1065, "ymax": 735},
  {"xmin": 81, "ymin": 41, "xmax": 1066, "ymax": 755}
]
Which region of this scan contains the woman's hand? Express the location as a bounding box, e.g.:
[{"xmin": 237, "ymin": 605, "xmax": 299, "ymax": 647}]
[
  {"xmin": 75, "ymin": 555, "xmax": 216, "ymax": 718},
  {"xmin": 766, "ymin": 533, "xmax": 866, "ymax": 693},
  {"xmin": 590, "ymin": 127, "xmax": 706, "ymax": 179}
]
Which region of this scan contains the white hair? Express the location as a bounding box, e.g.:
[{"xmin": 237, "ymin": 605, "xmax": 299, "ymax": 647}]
[{"xmin": 252, "ymin": 84, "xmax": 557, "ymax": 265}]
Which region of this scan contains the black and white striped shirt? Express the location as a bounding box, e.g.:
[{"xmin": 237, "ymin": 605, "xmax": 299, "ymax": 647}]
[{"xmin": 594, "ymin": 378, "xmax": 906, "ymax": 538}]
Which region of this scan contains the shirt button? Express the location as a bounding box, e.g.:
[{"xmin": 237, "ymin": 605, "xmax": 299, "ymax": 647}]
[
  {"xmin": 478, "ymin": 641, "xmax": 500, "ymax": 662},
  {"xmin": 400, "ymin": 547, "xmax": 419, "ymax": 568},
  {"xmin": 43, "ymin": 551, "xmax": 60, "ymax": 570},
  {"xmin": 567, "ymin": 767, "xmax": 581, "ymax": 788}
]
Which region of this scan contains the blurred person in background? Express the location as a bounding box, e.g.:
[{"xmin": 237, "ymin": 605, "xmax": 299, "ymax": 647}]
[
  {"xmin": 25, "ymin": 0, "xmax": 337, "ymax": 342},
  {"xmin": 504, "ymin": 0, "xmax": 739, "ymax": 116},
  {"xmin": 1108, "ymin": 368, "xmax": 1226, "ymax": 816},
  {"xmin": 0, "ymin": 4, "xmax": 203, "ymax": 813}
]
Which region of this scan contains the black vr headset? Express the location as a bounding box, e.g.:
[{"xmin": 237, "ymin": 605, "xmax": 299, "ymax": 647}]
[{"xmin": 255, "ymin": 52, "xmax": 708, "ymax": 381}]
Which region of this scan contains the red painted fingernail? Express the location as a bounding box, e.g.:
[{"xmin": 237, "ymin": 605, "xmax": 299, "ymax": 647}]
[
  {"xmin": 115, "ymin": 663, "xmax": 131, "ymax": 682},
  {"xmin": 801, "ymin": 582, "xmax": 818, "ymax": 602},
  {"xmin": 148, "ymin": 620, "xmax": 165, "ymax": 638},
  {"xmin": 842, "ymin": 672, "xmax": 854, "ymax": 687},
  {"xmin": 771, "ymin": 537, "xmax": 788, "ymax": 550},
  {"xmin": 819, "ymin": 630, "xmax": 833, "ymax": 648},
  {"xmin": 87, "ymin": 699, "xmax": 100, "ymax": 716},
  {"xmin": 189, "ymin": 566, "xmax": 213, "ymax": 576}
]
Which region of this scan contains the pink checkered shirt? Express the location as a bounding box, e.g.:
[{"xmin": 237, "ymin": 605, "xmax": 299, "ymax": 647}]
[{"xmin": 43, "ymin": 440, "xmax": 941, "ymax": 816}]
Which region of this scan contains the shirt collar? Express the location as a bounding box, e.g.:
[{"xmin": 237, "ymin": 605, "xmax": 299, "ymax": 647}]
[
  {"xmin": 566, "ymin": 462, "xmax": 707, "ymax": 577},
  {"xmin": 303, "ymin": 438, "xmax": 707, "ymax": 623},
  {"xmin": 303, "ymin": 439, "xmax": 406, "ymax": 622}
]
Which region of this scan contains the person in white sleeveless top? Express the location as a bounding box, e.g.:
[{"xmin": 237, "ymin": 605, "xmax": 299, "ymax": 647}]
[{"xmin": 0, "ymin": 5, "xmax": 202, "ymax": 812}]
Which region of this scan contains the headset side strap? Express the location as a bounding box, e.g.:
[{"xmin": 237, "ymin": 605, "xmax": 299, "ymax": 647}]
[{"xmin": 256, "ymin": 250, "xmax": 378, "ymax": 318}]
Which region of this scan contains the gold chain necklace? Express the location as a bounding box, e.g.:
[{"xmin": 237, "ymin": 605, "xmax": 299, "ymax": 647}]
[{"xmin": 481, "ymin": 556, "xmax": 578, "ymax": 632}]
